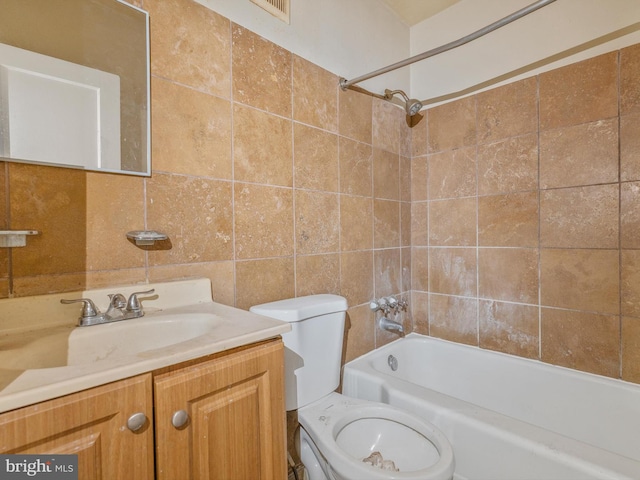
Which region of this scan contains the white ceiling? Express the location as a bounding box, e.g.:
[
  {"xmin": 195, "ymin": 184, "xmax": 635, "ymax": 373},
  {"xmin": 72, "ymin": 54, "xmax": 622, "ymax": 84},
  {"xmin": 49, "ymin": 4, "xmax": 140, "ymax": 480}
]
[{"xmin": 380, "ymin": 0, "xmax": 462, "ymax": 26}]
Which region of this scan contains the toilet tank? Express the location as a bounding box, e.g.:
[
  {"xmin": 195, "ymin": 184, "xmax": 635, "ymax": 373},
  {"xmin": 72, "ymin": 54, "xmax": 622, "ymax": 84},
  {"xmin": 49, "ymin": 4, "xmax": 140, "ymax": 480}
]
[{"xmin": 250, "ymin": 294, "xmax": 348, "ymax": 411}]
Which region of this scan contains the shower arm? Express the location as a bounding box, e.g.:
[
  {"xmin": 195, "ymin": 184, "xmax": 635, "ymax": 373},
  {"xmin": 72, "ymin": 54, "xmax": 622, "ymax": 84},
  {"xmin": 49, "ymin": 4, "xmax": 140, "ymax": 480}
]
[{"xmin": 339, "ymin": 0, "xmax": 557, "ymax": 90}]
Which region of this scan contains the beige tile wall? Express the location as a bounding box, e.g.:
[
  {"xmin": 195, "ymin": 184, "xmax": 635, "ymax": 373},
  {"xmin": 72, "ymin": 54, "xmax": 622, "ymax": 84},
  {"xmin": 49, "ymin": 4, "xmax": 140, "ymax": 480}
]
[
  {"xmin": 0, "ymin": 0, "xmax": 411, "ymax": 364},
  {"xmin": 411, "ymin": 47, "xmax": 640, "ymax": 383},
  {"xmin": 1, "ymin": 0, "xmax": 639, "ymax": 383}
]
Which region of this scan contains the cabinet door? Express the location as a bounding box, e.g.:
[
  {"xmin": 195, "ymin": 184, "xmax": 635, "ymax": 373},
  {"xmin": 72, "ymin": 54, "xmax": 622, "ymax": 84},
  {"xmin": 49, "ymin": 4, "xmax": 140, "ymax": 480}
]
[
  {"xmin": 0, "ymin": 374, "xmax": 154, "ymax": 480},
  {"xmin": 154, "ymin": 339, "xmax": 287, "ymax": 480}
]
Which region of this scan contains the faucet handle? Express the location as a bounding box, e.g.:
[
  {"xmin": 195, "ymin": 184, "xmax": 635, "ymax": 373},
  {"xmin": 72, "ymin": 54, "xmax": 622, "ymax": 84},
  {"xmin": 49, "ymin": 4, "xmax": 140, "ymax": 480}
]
[
  {"xmin": 126, "ymin": 289, "xmax": 155, "ymax": 313},
  {"xmin": 108, "ymin": 293, "xmax": 127, "ymax": 309},
  {"xmin": 60, "ymin": 298, "xmax": 100, "ymax": 318},
  {"xmin": 385, "ymin": 296, "xmax": 398, "ymax": 307}
]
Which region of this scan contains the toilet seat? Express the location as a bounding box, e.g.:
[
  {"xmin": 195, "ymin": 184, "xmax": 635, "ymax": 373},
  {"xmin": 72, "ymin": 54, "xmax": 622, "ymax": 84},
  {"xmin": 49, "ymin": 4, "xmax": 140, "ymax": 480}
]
[{"xmin": 298, "ymin": 392, "xmax": 455, "ymax": 480}]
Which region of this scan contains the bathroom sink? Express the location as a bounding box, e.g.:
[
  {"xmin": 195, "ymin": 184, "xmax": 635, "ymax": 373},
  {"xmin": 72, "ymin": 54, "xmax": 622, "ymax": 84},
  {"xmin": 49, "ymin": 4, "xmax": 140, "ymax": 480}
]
[
  {"xmin": 67, "ymin": 312, "xmax": 221, "ymax": 364},
  {"xmin": 0, "ymin": 312, "xmax": 221, "ymax": 370}
]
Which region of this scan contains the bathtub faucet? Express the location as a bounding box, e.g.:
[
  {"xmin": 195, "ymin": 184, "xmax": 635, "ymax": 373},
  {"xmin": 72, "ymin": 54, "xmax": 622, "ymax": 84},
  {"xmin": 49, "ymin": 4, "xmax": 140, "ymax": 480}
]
[{"xmin": 379, "ymin": 316, "xmax": 404, "ymax": 335}]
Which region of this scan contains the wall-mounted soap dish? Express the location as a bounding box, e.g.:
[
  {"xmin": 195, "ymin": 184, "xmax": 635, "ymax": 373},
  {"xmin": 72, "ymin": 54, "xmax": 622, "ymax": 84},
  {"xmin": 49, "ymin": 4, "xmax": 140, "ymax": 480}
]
[
  {"xmin": 0, "ymin": 230, "xmax": 38, "ymax": 247},
  {"xmin": 126, "ymin": 230, "xmax": 168, "ymax": 246}
]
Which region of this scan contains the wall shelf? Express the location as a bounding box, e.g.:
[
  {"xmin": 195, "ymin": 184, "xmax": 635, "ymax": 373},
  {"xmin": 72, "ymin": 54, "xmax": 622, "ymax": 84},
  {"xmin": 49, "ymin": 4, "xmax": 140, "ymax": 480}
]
[
  {"xmin": 0, "ymin": 230, "xmax": 39, "ymax": 247},
  {"xmin": 126, "ymin": 230, "xmax": 168, "ymax": 246}
]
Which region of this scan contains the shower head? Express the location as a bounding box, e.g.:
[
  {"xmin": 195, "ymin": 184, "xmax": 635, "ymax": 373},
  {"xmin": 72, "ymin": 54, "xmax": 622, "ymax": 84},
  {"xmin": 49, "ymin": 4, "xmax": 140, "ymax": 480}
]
[{"xmin": 384, "ymin": 89, "xmax": 423, "ymax": 116}]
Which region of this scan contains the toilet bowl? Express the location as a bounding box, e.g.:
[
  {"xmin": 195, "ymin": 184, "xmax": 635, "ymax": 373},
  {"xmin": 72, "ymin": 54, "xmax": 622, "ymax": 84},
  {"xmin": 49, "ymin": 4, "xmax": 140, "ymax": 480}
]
[
  {"xmin": 250, "ymin": 295, "xmax": 455, "ymax": 480},
  {"xmin": 297, "ymin": 392, "xmax": 454, "ymax": 480}
]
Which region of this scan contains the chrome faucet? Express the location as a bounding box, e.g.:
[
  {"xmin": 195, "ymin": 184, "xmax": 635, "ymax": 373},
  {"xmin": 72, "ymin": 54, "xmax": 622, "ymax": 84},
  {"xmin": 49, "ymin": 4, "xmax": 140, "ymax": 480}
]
[
  {"xmin": 371, "ymin": 296, "xmax": 407, "ymax": 335},
  {"xmin": 61, "ymin": 289, "xmax": 155, "ymax": 326},
  {"xmin": 379, "ymin": 315, "xmax": 404, "ymax": 335}
]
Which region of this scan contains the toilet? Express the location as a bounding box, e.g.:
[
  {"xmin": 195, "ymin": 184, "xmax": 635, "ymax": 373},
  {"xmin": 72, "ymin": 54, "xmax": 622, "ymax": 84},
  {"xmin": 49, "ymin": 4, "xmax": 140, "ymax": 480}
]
[{"xmin": 250, "ymin": 294, "xmax": 455, "ymax": 480}]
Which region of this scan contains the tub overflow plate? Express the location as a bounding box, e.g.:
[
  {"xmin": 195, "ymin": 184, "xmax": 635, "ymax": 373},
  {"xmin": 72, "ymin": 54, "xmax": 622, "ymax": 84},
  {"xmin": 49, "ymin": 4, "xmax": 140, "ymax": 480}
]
[{"xmin": 387, "ymin": 354, "xmax": 398, "ymax": 371}]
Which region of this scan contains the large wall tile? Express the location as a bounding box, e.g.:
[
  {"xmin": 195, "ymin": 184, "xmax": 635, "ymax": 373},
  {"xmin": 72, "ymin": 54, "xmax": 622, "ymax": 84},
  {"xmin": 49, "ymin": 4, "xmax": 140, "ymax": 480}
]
[
  {"xmin": 340, "ymin": 250, "xmax": 374, "ymax": 307},
  {"xmin": 86, "ymin": 172, "xmax": 145, "ymax": 271},
  {"xmin": 539, "ymin": 52, "xmax": 618, "ymax": 130},
  {"xmin": 373, "ymin": 98, "xmax": 405, "ymax": 155},
  {"xmin": 479, "ymin": 300, "xmax": 539, "ymax": 359},
  {"xmin": 374, "ymin": 248, "xmax": 401, "ymax": 298},
  {"xmin": 339, "ymin": 138, "xmax": 372, "ymax": 197},
  {"xmin": 344, "ymin": 304, "xmax": 375, "ymax": 363},
  {"xmin": 339, "ymin": 88, "xmax": 372, "ymax": 144},
  {"xmin": 541, "ymin": 308, "xmax": 620, "ymax": 378},
  {"xmin": 151, "ymin": 78, "xmax": 232, "ymax": 178},
  {"xmin": 429, "ymin": 247, "xmax": 477, "ymax": 297},
  {"xmin": 411, "ymin": 115, "xmax": 428, "ymax": 157},
  {"xmin": 373, "ymin": 149, "xmax": 400, "ymax": 200},
  {"xmin": 429, "ymin": 197, "xmax": 476, "ymax": 246},
  {"xmin": 428, "ymin": 146, "xmax": 476, "ymax": 199},
  {"xmin": 411, "ymin": 291, "xmax": 429, "ymax": 334},
  {"xmin": 478, "ymin": 248, "xmax": 538, "ymax": 304},
  {"xmin": 293, "ymin": 124, "xmax": 339, "ymax": 192},
  {"xmin": 147, "ymin": 0, "xmax": 231, "ymax": 98},
  {"xmin": 340, "ymin": 195, "xmax": 373, "ymax": 251},
  {"xmin": 149, "ymin": 261, "xmax": 235, "ymax": 307},
  {"xmin": 428, "ymin": 96, "xmax": 476, "ymax": 153},
  {"xmin": 539, "ymin": 119, "xmax": 618, "ymax": 189},
  {"xmin": 540, "ymin": 184, "xmax": 618, "ymax": 249},
  {"xmin": 233, "ymin": 104, "xmax": 293, "ymax": 186},
  {"xmin": 622, "ymin": 316, "xmax": 640, "ymax": 383},
  {"xmin": 411, "ymin": 247, "xmax": 428, "ymax": 292},
  {"xmin": 146, "ymin": 173, "xmax": 233, "ymax": 265},
  {"xmin": 621, "ymin": 249, "xmax": 640, "ymax": 318},
  {"xmin": 411, "ymin": 157, "xmax": 428, "ymax": 201},
  {"xmin": 540, "ymin": 249, "xmax": 619, "ymax": 314},
  {"xmin": 429, "ymin": 294, "xmax": 478, "ymax": 346},
  {"xmin": 411, "ymin": 202, "xmax": 428, "ymax": 247},
  {"xmin": 621, "ymin": 112, "xmax": 640, "ymax": 181},
  {"xmin": 478, "ymin": 192, "xmax": 538, "ymax": 247},
  {"xmin": 621, "ymin": 182, "xmax": 640, "ymax": 248},
  {"xmin": 295, "ymin": 253, "xmax": 340, "ymax": 296},
  {"xmin": 477, "ymin": 134, "xmax": 538, "ymax": 196},
  {"xmin": 10, "ymin": 164, "xmax": 87, "ymax": 277},
  {"xmin": 232, "ymin": 25, "xmax": 291, "ymax": 116},
  {"xmin": 476, "ymin": 77, "xmax": 538, "ymax": 144},
  {"xmin": 373, "ymin": 199, "xmax": 401, "ymax": 248},
  {"xmin": 620, "ymin": 43, "xmax": 640, "ymax": 115},
  {"xmin": 235, "ymin": 258, "xmax": 294, "ymax": 310},
  {"xmin": 293, "ymin": 55, "xmax": 338, "ymax": 132},
  {"xmin": 234, "ymin": 183, "xmax": 293, "ymax": 259},
  {"xmin": 295, "ymin": 191, "xmax": 339, "ymax": 255}
]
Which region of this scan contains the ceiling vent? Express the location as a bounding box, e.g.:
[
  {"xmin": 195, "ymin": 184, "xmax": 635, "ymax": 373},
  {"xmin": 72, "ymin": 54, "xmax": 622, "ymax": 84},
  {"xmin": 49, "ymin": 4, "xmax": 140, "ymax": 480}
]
[{"xmin": 251, "ymin": 0, "xmax": 290, "ymax": 24}]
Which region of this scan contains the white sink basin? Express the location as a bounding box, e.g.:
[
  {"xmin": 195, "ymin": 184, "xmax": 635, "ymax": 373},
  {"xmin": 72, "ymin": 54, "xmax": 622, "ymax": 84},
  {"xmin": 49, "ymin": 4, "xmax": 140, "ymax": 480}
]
[
  {"xmin": 67, "ymin": 312, "xmax": 221, "ymax": 365},
  {"xmin": 0, "ymin": 312, "xmax": 220, "ymax": 370}
]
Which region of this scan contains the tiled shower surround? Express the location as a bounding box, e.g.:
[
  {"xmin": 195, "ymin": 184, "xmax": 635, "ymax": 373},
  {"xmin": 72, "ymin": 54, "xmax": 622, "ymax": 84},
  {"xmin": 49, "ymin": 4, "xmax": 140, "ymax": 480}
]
[{"xmin": 1, "ymin": 0, "xmax": 639, "ymax": 383}]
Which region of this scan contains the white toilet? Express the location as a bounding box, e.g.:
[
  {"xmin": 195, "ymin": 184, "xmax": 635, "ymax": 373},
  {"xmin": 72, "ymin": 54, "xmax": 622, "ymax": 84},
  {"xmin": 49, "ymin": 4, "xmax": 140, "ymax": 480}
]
[{"xmin": 250, "ymin": 294, "xmax": 455, "ymax": 480}]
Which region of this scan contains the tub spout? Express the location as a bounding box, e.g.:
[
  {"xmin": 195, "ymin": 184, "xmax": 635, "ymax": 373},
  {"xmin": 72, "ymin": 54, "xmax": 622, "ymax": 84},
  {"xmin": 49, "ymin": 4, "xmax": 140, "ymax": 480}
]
[{"xmin": 379, "ymin": 316, "xmax": 404, "ymax": 335}]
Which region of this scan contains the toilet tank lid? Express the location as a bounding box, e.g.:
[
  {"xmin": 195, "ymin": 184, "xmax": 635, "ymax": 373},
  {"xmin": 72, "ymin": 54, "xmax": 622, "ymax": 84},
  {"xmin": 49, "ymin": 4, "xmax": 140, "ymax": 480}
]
[{"xmin": 250, "ymin": 294, "xmax": 348, "ymax": 323}]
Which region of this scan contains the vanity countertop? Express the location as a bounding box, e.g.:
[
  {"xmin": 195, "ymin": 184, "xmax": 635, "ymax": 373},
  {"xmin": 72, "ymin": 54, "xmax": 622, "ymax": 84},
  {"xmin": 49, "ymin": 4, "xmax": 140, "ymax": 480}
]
[{"xmin": 0, "ymin": 278, "xmax": 290, "ymax": 413}]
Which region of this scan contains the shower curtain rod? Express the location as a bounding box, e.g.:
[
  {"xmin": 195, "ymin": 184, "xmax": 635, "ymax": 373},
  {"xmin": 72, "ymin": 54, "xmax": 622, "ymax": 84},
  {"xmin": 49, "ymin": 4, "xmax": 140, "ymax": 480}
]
[{"xmin": 339, "ymin": 0, "xmax": 557, "ymax": 90}]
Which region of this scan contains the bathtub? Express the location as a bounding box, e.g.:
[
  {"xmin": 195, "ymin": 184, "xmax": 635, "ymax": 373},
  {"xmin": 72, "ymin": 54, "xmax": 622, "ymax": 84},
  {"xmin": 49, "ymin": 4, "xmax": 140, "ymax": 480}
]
[{"xmin": 342, "ymin": 333, "xmax": 640, "ymax": 480}]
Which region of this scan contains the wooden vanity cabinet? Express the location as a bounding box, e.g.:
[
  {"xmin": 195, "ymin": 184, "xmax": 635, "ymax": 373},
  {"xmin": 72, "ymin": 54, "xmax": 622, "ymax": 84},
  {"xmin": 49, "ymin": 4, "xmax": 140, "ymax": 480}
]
[
  {"xmin": 0, "ymin": 374, "xmax": 155, "ymax": 479},
  {"xmin": 0, "ymin": 338, "xmax": 287, "ymax": 480},
  {"xmin": 154, "ymin": 338, "xmax": 287, "ymax": 480}
]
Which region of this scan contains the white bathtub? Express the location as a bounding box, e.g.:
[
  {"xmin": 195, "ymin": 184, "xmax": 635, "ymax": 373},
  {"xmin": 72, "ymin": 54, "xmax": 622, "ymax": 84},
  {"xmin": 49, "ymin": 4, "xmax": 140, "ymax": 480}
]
[{"xmin": 342, "ymin": 333, "xmax": 640, "ymax": 480}]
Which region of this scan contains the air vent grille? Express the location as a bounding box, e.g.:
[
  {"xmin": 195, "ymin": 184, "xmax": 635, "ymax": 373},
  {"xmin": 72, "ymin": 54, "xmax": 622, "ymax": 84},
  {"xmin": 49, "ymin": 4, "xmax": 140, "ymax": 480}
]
[{"xmin": 251, "ymin": 0, "xmax": 290, "ymax": 24}]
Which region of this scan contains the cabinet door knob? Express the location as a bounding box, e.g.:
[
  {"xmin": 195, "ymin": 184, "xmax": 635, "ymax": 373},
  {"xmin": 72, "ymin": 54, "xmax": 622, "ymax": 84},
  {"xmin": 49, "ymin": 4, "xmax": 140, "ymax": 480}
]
[
  {"xmin": 172, "ymin": 409, "xmax": 189, "ymax": 428},
  {"xmin": 127, "ymin": 412, "xmax": 148, "ymax": 432}
]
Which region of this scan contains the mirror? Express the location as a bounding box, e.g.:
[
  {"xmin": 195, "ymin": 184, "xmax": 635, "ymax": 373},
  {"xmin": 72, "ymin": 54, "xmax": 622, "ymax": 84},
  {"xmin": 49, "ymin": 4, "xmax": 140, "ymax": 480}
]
[{"xmin": 0, "ymin": 0, "xmax": 150, "ymax": 176}]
